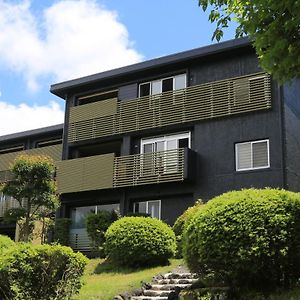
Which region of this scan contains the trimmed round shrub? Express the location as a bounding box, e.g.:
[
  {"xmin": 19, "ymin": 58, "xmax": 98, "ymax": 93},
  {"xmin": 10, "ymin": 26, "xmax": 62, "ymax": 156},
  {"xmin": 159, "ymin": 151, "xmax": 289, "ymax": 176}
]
[
  {"xmin": 86, "ymin": 210, "xmax": 120, "ymax": 257},
  {"xmin": 105, "ymin": 217, "xmax": 176, "ymax": 267},
  {"xmin": 183, "ymin": 189, "xmax": 300, "ymax": 290},
  {"xmin": 173, "ymin": 201, "xmax": 204, "ymax": 257},
  {"xmin": 0, "ymin": 234, "xmax": 14, "ymax": 253},
  {"xmin": 0, "ymin": 243, "xmax": 88, "ymax": 300}
]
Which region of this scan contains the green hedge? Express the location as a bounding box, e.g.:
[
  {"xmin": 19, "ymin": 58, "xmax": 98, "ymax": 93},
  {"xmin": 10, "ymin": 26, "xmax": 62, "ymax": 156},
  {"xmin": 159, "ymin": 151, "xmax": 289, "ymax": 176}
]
[
  {"xmin": 173, "ymin": 201, "xmax": 204, "ymax": 257},
  {"xmin": 0, "ymin": 243, "xmax": 88, "ymax": 300},
  {"xmin": 53, "ymin": 218, "xmax": 71, "ymax": 245},
  {"xmin": 183, "ymin": 189, "xmax": 300, "ymax": 291},
  {"xmin": 86, "ymin": 210, "xmax": 119, "ymax": 257},
  {"xmin": 0, "ymin": 235, "xmax": 14, "ymax": 254},
  {"xmin": 105, "ymin": 217, "xmax": 176, "ymax": 267}
]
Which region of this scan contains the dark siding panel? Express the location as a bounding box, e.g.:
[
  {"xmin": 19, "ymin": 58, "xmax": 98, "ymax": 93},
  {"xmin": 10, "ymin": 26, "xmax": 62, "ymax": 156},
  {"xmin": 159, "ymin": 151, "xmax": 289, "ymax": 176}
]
[
  {"xmin": 283, "ymin": 80, "xmax": 300, "ymax": 192},
  {"xmin": 189, "ymin": 52, "xmax": 260, "ymax": 86},
  {"xmin": 192, "ymin": 80, "xmax": 284, "ymax": 200},
  {"xmin": 161, "ymin": 195, "xmax": 195, "ymax": 225},
  {"xmin": 118, "ymin": 84, "xmax": 138, "ymax": 101}
]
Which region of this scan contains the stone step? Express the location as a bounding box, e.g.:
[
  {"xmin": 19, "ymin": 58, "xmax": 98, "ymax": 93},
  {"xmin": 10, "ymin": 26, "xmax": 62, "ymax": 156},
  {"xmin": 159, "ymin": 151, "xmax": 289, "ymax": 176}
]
[
  {"xmin": 116, "ymin": 271, "xmax": 198, "ymax": 299},
  {"xmin": 143, "ymin": 290, "xmax": 171, "ymax": 297},
  {"xmin": 162, "ymin": 272, "xmax": 198, "ymax": 279},
  {"xmin": 149, "ymin": 283, "xmax": 192, "ymax": 291},
  {"xmin": 131, "ymin": 297, "xmax": 168, "ymax": 300},
  {"xmin": 153, "ymin": 278, "xmax": 197, "ymax": 285}
]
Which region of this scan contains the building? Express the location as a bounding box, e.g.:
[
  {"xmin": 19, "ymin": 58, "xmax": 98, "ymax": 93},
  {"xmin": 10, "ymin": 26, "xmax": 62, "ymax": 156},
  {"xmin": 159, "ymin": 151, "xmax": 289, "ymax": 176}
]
[
  {"xmin": 0, "ymin": 124, "xmax": 63, "ymax": 239},
  {"xmin": 1, "ymin": 38, "xmax": 300, "ymax": 249}
]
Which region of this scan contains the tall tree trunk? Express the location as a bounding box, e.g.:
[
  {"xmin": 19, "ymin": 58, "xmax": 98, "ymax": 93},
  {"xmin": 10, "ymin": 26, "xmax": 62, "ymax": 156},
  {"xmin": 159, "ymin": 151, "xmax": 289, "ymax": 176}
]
[
  {"xmin": 41, "ymin": 217, "xmax": 45, "ymax": 244},
  {"xmin": 21, "ymin": 200, "xmax": 32, "ymax": 242}
]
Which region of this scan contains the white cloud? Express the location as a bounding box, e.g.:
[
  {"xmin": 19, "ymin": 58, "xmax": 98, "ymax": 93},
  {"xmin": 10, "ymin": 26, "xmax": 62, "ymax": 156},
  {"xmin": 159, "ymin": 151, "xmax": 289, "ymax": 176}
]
[
  {"xmin": 0, "ymin": 0, "xmax": 142, "ymax": 92},
  {"xmin": 0, "ymin": 101, "xmax": 64, "ymax": 135}
]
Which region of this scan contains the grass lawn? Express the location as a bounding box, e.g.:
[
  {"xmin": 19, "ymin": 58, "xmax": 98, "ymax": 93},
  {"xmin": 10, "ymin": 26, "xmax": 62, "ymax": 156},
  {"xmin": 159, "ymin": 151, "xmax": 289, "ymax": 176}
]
[
  {"xmin": 73, "ymin": 258, "xmax": 183, "ymax": 300},
  {"xmin": 269, "ymin": 288, "xmax": 300, "ymax": 300},
  {"xmin": 73, "ymin": 258, "xmax": 300, "ymax": 300}
]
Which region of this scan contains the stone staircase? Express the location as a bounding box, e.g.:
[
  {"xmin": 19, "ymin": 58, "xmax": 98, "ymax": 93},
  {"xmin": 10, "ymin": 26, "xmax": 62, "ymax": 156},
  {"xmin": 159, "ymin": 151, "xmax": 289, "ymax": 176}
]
[{"xmin": 130, "ymin": 272, "xmax": 198, "ymax": 300}]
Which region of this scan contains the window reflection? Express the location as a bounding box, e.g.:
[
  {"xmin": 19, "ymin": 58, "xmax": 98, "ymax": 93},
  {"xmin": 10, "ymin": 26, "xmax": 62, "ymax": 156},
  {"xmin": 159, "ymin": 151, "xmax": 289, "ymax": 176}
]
[{"xmin": 70, "ymin": 203, "xmax": 120, "ymax": 229}]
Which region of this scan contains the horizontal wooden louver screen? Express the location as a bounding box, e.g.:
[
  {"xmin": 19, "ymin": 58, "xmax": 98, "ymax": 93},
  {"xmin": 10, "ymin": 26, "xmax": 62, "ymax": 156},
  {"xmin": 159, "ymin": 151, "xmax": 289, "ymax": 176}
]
[
  {"xmin": 69, "ymin": 98, "xmax": 118, "ymax": 123},
  {"xmin": 57, "ymin": 153, "xmax": 114, "ymax": 193},
  {"xmin": 68, "ymin": 73, "xmax": 272, "ymax": 143},
  {"xmin": 113, "ymin": 149, "xmax": 185, "ymax": 188},
  {"xmin": 57, "ymin": 149, "xmax": 186, "ymax": 194},
  {"xmin": 69, "ymin": 228, "xmax": 92, "ymax": 251},
  {"xmin": 0, "ymin": 144, "xmax": 62, "ymax": 173}
]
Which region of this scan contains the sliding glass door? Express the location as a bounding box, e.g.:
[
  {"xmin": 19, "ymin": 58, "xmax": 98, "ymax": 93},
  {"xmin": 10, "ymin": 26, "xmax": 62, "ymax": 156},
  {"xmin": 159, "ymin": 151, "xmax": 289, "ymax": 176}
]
[{"xmin": 140, "ymin": 132, "xmax": 190, "ymax": 175}]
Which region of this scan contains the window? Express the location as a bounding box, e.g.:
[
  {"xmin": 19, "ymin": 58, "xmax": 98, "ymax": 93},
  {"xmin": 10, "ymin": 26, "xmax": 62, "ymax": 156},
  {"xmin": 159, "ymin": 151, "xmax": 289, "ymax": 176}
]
[
  {"xmin": 77, "ymin": 90, "xmax": 118, "ymax": 105},
  {"xmin": 139, "ymin": 74, "xmax": 186, "ymax": 97},
  {"xmin": 70, "ymin": 203, "xmax": 120, "ymax": 229},
  {"xmin": 133, "ymin": 200, "xmax": 161, "ymax": 219},
  {"xmin": 141, "ymin": 132, "xmax": 190, "ymax": 175},
  {"xmin": 235, "ymin": 139, "xmax": 270, "ymax": 171},
  {"xmin": 141, "ymin": 132, "xmax": 191, "ymax": 153}
]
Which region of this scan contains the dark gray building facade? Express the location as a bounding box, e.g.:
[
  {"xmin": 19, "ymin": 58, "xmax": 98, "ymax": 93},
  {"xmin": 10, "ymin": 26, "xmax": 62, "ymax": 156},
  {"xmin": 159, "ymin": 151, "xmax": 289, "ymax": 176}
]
[{"xmin": 1, "ymin": 38, "xmax": 299, "ymax": 249}]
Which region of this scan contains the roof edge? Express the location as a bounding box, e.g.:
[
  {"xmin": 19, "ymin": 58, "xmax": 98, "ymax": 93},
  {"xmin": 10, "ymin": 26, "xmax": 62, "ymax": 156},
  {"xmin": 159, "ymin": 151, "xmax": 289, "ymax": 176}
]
[
  {"xmin": 50, "ymin": 37, "xmax": 252, "ymax": 98},
  {"xmin": 0, "ymin": 123, "xmax": 64, "ymax": 142}
]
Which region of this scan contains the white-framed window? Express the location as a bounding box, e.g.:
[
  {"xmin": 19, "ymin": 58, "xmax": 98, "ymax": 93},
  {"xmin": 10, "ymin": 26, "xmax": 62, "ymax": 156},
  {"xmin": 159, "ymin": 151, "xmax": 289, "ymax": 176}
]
[
  {"xmin": 139, "ymin": 74, "xmax": 186, "ymax": 97},
  {"xmin": 133, "ymin": 200, "xmax": 161, "ymax": 219},
  {"xmin": 235, "ymin": 139, "xmax": 270, "ymax": 171},
  {"xmin": 141, "ymin": 132, "xmax": 191, "ymax": 154}
]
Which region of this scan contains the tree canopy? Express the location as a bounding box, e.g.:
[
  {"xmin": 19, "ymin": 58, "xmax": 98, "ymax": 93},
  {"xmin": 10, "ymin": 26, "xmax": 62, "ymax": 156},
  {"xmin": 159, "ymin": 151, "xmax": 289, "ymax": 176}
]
[
  {"xmin": 198, "ymin": 0, "xmax": 300, "ymax": 83},
  {"xmin": 0, "ymin": 155, "xmax": 60, "ymax": 242}
]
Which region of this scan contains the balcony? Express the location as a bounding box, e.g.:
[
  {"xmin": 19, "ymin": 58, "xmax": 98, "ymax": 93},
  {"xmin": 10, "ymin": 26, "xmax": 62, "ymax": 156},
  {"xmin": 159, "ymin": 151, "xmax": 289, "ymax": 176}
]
[
  {"xmin": 113, "ymin": 148, "xmax": 194, "ymax": 188},
  {"xmin": 0, "ymin": 144, "xmax": 62, "ymax": 183},
  {"xmin": 57, "ymin": 148, "xmax": 195, "ymax": 194},
  {"xmin": 0, "ymin": 196, "xmax": 19, "ymax": 218},
  {"xmin": 68, "ymin": 72, "xmax": 272, "ymax": 143},
  {"xmin": 57, "ymin": 153, "xmax": 115, "ymax": 193}
]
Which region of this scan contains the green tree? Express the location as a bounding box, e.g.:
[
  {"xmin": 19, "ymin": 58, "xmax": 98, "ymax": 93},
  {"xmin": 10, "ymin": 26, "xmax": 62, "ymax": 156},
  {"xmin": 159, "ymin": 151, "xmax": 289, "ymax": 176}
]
[
  {"xmin": 0, "ymin": 155, "xmax": 60, "ymax": 242},
  {"xmin": 198, "ymin": 0, "xmax": 300, "ymax": 83}
]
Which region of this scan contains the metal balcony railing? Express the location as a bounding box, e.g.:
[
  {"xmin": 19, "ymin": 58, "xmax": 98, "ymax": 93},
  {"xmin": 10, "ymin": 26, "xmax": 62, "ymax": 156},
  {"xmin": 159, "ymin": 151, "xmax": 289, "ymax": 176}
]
[{"xmin": 68, "ymin": 72, "xmax": 272, "ymax": 143}]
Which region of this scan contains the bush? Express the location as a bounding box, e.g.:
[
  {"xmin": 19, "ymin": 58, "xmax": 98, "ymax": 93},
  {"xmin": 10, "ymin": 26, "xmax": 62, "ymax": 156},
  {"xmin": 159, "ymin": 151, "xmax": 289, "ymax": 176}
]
[
  {"xmin": 0, "ymin": 243, "xmax": 88, "ymax": 300},
  {"xmin": 0, "ymin": 235, "xmax": 14, "ymax": 253},
  {"xmin": 183, "ymin": 189, "xmax": 300, "ymax": 291},
  {"xmin": 86, "ymin": 210, "xmax": 120, "ymax": 257},
  {"xmin": 105, "ymin": 217, "xmax": 176, "ymax": 267},
  {"xmin": 173, "ymin": 200, "xmax": 204, "ymax": 257},
  {"xmin": 53, "ymin": 218, "xmax": 71, "ymax": 245},
  {"xmin": 126, "ymin": 212, "xmax": 150, "ymax": 217}
]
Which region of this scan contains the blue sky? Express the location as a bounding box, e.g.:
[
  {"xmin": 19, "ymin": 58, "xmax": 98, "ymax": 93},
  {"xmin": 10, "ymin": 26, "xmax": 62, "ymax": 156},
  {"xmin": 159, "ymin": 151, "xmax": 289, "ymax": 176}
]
[{"xmin": 0, "ymin": 0, "xmax": 236, "ymax": 135}]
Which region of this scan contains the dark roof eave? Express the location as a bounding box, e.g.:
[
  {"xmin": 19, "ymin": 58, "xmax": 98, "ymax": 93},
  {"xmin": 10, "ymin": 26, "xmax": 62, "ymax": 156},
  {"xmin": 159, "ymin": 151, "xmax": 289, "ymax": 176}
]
[
  {"xmin": 0, "ymin": 123, "xmax": 64, "ymax": 142},
  {"xmin": 50, "ymin": 37, "xmax": 252, "ymax": 99}
]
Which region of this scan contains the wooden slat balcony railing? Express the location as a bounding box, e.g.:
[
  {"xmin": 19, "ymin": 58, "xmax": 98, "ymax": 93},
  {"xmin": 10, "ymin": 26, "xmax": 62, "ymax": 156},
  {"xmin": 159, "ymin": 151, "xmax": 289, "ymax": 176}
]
[
  {"xmin": 0, "ymin": 144, "xmax": 62, "ymax": 218},
  {"xmin": 56, "ymin": 153, "xmax": 115, "ymax": 194},
  {"xmin": 0, "ymin": 144, "xmax": 62, "ymax": 180},
  {"xmin": 68, "ymin": 72, "xmax": 272, "ymax": 143},
  {"xmin": 57, "ymin": 148, "xmax": 194, "ymax": 194},
  {"xmin": 0, "ymin": 143, "xmax": 62, "ymax": 194},
  {"xmin": 113, "ymin": 148, "xmax": 188, "ymax": 188}
]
